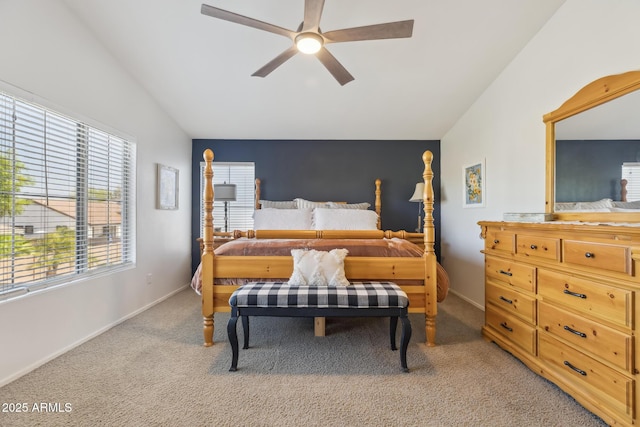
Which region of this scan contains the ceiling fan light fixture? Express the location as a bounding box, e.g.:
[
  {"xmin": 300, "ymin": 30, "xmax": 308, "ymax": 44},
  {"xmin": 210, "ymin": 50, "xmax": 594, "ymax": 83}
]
[
  {"xmin": 295, "ymin": 32, "xmax": 323, "ymax": 54},
  {"xmin": 201, "ymin": 2, "xmax": 414, "ymax": 84}
]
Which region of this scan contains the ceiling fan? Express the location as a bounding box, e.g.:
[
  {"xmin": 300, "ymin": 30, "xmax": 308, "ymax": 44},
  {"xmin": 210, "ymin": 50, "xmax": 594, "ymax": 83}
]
[{"xmin": 201, "ymin": 1, "xmax": 414, "ymax": 85}]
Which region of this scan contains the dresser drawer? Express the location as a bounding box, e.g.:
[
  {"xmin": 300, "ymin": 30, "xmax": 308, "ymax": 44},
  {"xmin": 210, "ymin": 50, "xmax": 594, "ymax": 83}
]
[
  {"xmin": 539, "ymin": 333, "xmax": 634, "ymax": 421},
  {"xmin": 486, "ymin": 280, "xmax": 536, "ymax": 323},
  {"xmin": 516, "ymin": 234, "xmax": 560, "ymax": 261},
  {"xmin": 485, "ymin": 257, "xmax": 535, "ymax": 293},
  {"xmin": 563, "ymin": 240, "xmax": 631, "ymax": 275},
  {"xmin": 538, "ymin": 269, "xmax": 633, "ymax": 329},
  {"xmin": 485, "ymin": 230, "xmax": 515, "ymax": 253},
  {"xmin": 538, "ymin": 301, "xmax": 633, "ymax": 372},
  {"xmin": 486, "ymin": 307, "xmax": 536, "ymax": 354}
]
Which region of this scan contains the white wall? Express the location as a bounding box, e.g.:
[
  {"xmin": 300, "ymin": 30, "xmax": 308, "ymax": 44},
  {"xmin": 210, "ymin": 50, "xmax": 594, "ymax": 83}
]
[
  {"xmin": 440, "ymin": 0, "xmax": 640, "ymax": 308},
  {"xmin": 0, "ymin": 0, "xmax": 192, "ymax": 385}
]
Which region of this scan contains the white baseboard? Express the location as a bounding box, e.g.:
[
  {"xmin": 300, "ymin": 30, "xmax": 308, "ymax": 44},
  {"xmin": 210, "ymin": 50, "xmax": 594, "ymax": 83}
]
[
  {"xmin": 0, "ymin": 284, "xmax": 189, "ymax": 388},
  {"xmin": 448, "ymin": 288, "xmax": 485, "ymax": 311}
]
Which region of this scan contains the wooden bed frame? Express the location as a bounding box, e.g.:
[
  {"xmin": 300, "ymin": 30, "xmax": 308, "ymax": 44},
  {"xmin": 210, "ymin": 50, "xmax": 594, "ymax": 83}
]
[{"xmin": 200, "ymin": 148, "xmax": 438, "ymax": 347}]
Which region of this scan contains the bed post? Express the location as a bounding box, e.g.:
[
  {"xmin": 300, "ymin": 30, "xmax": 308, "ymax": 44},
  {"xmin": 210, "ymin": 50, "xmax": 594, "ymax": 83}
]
[
  {"xmin": 422, "ymin": 150, "xmax": 437, "ymax": 346},
  {"xmin": 375, "ymin": 178, "xmax": 382, "ymax": 229},
  {"xmin": 255, "ymin": 178, "xmax": 261, "ymax": 210},
  {"xmin": 202, "ymin": 149, "xmax": 215, "ymax": 346}
]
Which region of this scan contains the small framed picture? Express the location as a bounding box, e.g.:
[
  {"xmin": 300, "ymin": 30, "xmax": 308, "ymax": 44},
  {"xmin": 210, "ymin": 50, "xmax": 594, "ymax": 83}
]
[
  {"xmin": 156, "ymin": 164, "xmax": 179, "ymax": 210},
  {"xmin": 463, "ymin": 159, "xmax": 485, "ymax": 208}
]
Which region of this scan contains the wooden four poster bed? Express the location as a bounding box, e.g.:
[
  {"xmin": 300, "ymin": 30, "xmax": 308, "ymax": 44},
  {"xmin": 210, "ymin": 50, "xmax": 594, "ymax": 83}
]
[{"xmin": 198, "ymin": 149, "xmax": 444, "ymax": 347}]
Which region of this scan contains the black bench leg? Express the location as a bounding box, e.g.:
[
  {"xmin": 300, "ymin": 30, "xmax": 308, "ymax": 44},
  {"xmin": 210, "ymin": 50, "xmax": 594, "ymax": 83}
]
[
  {"xmin": 389, "ymin": 316, "xmax": 398, "ymax": 351},
  {"xmin": 242, "ymin": 315, "xmax": 250, "ymax": 349},
  {"xmin": 399, "ymin": 314, "xmax": 412, "ymax": 373},
  {"xmin": 227, "ymin": 308, "xmax": 239, "ymax": 372}
]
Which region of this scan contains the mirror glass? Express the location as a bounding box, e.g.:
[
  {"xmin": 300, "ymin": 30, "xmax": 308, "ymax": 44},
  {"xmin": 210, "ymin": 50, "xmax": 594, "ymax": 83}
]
[{"xmin": 555, "ymin": 90, "xmax": 640, "ymax": 206}]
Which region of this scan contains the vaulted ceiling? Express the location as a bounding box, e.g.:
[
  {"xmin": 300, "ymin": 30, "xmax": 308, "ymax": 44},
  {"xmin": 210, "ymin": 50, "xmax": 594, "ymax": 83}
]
[{"xmin": 63, "ymin": 0, "xmax": 565, "ymax": 140}]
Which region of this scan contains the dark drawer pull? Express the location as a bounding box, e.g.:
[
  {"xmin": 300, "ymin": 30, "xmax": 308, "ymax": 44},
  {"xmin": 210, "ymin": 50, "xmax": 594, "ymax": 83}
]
[
  {"xmin": 499, "ymin": 270, "xmax": 513, "ymax": 277},
  {"xmin": 584, "ymin": 252, "xmax": 594, "ymax": 258},
  {"xmin": 499, "ymin": 296, "xmax": 513, "ymax": 304},
  {"xmin": 563, "ymin": 325, "xmax": 587, "ymax": 338},
  {"xmin": 563, "ymin": 289, "xmax": 587, "ymax": 299},
  {"xmin": 530, "ymin": 244, "xmax": 537, "ymax": 250},
  {"xmin": 564, "ymin": 360, "xmax": 587, "ymax": 376},
  {"xmin": 493, "ymin": 239, "xmax": 499, "ymax": 244},
  {"xmin": 500, "ymin": 322, "xmax": 513, "ymax": 332}
]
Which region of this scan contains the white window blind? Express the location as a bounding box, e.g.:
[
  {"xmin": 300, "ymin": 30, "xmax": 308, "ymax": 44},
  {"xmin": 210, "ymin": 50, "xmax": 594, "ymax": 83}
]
[
  {"xmin": 199, "ymin": 162, "xmax": 255, "ymax": 236},
  {"xmin": 622, "ymin": 162, "xmax": 640, "ymax": 201},
  {"xmin": 0, "ymin": 90, "xmax": 136, "ymax": 300}
]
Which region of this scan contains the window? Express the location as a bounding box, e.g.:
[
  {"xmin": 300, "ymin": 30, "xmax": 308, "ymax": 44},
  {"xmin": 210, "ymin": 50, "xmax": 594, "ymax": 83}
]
[
  {"xmin": 199, "ymin": 162, "xmax": 255, "ymax": 236},
  {"xmin": 0, "ymin": 89, "xmax": 136, "ymax": 300},
  {"xmin": 622, "ymin": 163, "xmax": 640, "ymax": 202},
  {"xmin": 101, "ymin": 225, "xmax": 116, "ymax": 239}
]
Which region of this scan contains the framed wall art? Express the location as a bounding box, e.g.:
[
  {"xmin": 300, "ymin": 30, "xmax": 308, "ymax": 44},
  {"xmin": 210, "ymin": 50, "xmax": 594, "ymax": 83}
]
[
  {"xmin": 462, "ymin": 159, "xmax": 485, "ymax": 208},
  {"xmin": 156, "ymin": 163, "xmax": 179, "ymax": 210}
]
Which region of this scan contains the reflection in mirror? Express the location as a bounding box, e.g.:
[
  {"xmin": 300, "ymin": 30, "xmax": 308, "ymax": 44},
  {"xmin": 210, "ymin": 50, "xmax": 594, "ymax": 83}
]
[{"xmin": 555, "ymin": 89, "xmax": 640, "ymax": 207}]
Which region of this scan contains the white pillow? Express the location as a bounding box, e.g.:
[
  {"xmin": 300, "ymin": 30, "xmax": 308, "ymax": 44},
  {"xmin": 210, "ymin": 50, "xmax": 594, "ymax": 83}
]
[
  {"xmin": 259, "ymin": 200, "xmax": 297, "ymax": 209},
  {"xmin": 567, "ymin": 198, "xmax": 613, "ymax": 211},
  {"xmin": 327, "ymin": 201, "xmax": 371, "ymax": 210},
  {"xmin": 555, "ymin": 202, "xmax": 579, "ymax": 211},
  {"xmin": 555, "ymin": 198, "xmax": 614, "ymax": 211},
  {"xmin": 610, "ymin": 207, "xmax": 640, "ymax": 212},
  {"xmin": 575, "ymin": 198, "xmax": 613, "ymax": 210},
  {"xmin": 294, "ymin": 198, "xmax": 329, "ymax": 209},
  {"xmin": 612, "ymin": 200, "xmax": 640, "ymax": 209},
  {"xmin": 288, "ymin": 249, "xmax": 350, "ymax": 286},
  {"xmin": 313, "ymin": 208, "xmax": 378, "ymax": 230},
  {"xmin": 253, "ymin": 208, "xmax": 313, "ymax": 230}
]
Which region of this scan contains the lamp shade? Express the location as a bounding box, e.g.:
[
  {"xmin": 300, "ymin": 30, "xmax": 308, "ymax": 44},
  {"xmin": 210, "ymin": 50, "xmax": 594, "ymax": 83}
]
[
  {"xmin": 214, "ymin": 183, "xmax": 236, "ymax": 202},
  {"xmin": 409, "ymin": 182, "xmax": 425, "ymax": 202}
]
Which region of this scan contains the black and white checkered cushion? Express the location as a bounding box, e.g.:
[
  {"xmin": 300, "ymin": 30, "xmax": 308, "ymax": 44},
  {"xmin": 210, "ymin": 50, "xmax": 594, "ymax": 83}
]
[{"xmin": 229, "ymin": 281, "xmax": 408, "ymax": 309}]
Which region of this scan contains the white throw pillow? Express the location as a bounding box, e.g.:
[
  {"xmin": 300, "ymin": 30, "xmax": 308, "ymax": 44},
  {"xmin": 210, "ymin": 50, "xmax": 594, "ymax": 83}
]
[
  {"xmin": 313, "ymin": 208, "xmax": 378, "ymax": 230},
  {"xmin": 253, "ymin": 208, "xmax": 313, "ymax": 230},
  {"xmin": 288, "ymin": 249, "xmax": 350, "ymax": 286}
]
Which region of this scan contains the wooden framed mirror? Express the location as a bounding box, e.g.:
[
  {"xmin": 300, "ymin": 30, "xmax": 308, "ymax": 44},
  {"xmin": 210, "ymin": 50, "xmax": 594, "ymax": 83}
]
[{"xmin": 543, "ymin": 70, "xmax": 640, "ymax": 222}]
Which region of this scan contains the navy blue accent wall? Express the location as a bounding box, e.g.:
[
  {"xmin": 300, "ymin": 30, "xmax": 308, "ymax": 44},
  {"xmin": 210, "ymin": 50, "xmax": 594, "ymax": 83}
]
[
  {"xmin": 556, "ymin": 140, "xmax": 640, "ymax": 202},
  {"xmin": 191, "ymin": 139, "xmax": 441, "ymax": 274}
]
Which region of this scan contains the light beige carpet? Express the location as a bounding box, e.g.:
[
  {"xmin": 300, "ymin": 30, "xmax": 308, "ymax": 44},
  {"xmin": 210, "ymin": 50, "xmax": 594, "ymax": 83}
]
[{"xmin": 0, "ymin": 288, "xmax": 606, "ymax": 427}]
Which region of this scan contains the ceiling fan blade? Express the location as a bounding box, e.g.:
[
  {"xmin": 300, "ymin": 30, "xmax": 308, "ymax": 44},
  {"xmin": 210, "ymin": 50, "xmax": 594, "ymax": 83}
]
[
  {"xmin": 302, "ymin": 0, "xmax": 325, "ymax": 32},
  {"xmin": 315, "ymin": 47, "xmax": 354, "ymax": 86},
  {"xmin": 323, "ymin": 20, "xmax": 414, "ymax": 43},
  {"xmin": 252, "ymin": 46, "xmax": 299, "ymax": 78},
  {"xmin": 201, "ymin": 4, "xmax": 294, "ymax": 39}
]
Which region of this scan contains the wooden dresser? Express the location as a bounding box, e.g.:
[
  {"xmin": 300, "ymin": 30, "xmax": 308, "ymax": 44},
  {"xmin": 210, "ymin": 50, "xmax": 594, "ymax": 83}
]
[{"xmin": 479, "ymin": 221, "xmax": 640, "ymax": 426}]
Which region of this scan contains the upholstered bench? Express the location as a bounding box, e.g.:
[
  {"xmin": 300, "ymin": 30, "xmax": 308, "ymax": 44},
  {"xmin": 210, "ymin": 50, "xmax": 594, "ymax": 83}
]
[{"xmin": 227, "ymin": 281, "xmax": 412, "ymax": 372}]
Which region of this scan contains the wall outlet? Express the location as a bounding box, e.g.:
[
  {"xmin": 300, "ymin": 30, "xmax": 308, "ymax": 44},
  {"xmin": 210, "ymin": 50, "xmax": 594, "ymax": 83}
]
[{"xmin": 146, "ymin": 273, "xmax": 153, "ymax": 285}]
